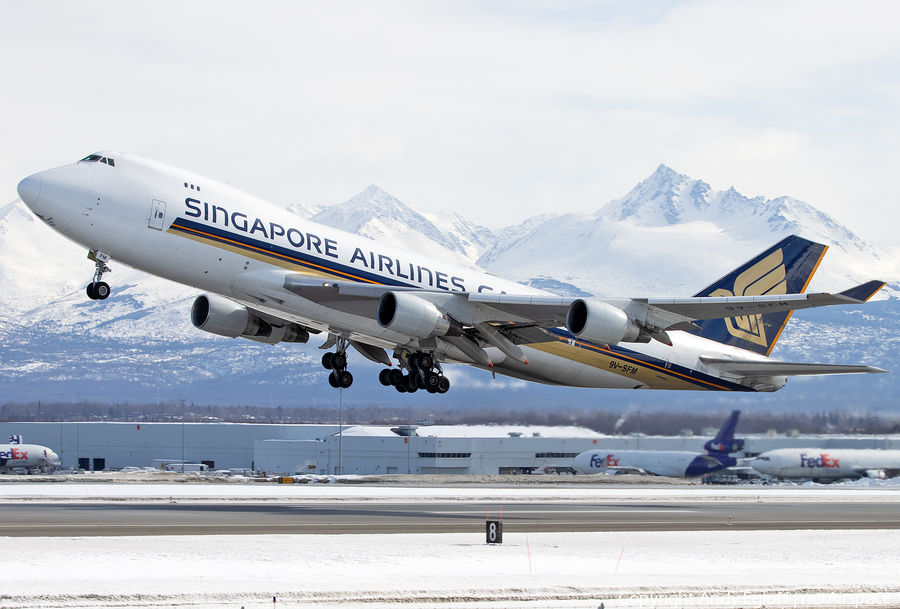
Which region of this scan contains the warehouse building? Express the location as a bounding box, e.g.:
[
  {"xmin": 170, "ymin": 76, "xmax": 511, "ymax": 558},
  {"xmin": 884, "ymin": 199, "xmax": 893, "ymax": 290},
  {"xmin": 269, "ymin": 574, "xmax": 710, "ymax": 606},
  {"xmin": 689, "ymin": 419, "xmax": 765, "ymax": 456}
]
[{"xmin": 3, "ymin": 421, "xmax": 899, "ymax": 475}]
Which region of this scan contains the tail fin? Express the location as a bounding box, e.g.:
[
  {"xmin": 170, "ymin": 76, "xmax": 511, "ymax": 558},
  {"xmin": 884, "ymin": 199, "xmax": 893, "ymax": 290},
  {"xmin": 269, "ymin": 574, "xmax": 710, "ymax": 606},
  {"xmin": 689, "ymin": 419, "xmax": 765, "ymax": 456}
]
[
  {"xmin": 703, "ymin": 410, "xmax": 744, "ymax": 455},
  {"xmin": 689, "ymin": 235, "xmax": 827, "ymax": 355}
]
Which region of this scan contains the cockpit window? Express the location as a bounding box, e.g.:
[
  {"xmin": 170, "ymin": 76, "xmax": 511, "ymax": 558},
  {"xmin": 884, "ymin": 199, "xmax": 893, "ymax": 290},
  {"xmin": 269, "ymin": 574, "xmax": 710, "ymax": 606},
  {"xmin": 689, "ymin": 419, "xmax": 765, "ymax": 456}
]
[{"xmin": 79, "ymin": 154, "xmax": 115, "ymax": 166}]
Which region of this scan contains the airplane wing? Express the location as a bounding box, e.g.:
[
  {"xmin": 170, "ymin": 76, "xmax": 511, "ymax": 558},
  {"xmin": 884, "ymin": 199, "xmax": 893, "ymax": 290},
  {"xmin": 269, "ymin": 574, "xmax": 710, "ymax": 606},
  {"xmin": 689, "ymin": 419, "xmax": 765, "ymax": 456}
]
[
  {"xmin": 700, "ymin": 357, "xmax": 887, "ymax": 376},
  {"xmin": 472, "ymin": 280, "xmax": 886, "ymax": 331},
  {"xmin": 281, "ymin": 274, "xmax": 886, "ymax": 351},
  {"xmin": 642, "ymin": 280, "xmax": 886, "ymax": 322},
  {"xmin": 288, "ymin": 275, "xmax": 884, "ymax": 326}
]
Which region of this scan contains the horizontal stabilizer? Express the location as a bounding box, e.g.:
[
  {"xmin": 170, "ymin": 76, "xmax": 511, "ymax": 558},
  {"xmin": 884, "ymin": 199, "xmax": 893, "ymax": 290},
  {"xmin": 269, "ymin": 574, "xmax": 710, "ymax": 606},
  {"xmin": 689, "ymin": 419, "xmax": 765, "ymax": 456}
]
[
  {"xmin": 839, "ymin": 280, "xmax": 886, "ymax": 302},
  {"xmin": 700, "ymin": 357, "xmax": 887, "ymax": 377}
]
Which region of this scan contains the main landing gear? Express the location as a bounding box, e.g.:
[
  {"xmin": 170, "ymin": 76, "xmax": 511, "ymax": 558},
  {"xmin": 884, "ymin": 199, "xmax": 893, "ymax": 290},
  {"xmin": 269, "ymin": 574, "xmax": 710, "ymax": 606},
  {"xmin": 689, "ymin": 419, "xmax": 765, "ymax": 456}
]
[
  {"xmin": 379, "ymin": 352, "xmax": 450, "ymax": 394},
  {"xmin": 322, "ymin": 339, "xmax": 353, "ymax": 389},
  {"xmin": 85, "ymin": 250, "xmax": 112, "ymax": 301}
]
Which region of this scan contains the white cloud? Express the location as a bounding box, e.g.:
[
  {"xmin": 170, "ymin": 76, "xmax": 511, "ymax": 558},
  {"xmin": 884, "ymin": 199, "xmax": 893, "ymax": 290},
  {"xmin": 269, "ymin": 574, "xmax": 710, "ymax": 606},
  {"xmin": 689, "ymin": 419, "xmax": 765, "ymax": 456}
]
[{"xmin": 3, "ymin": 1, "xmax": 900, "ymax": 247}]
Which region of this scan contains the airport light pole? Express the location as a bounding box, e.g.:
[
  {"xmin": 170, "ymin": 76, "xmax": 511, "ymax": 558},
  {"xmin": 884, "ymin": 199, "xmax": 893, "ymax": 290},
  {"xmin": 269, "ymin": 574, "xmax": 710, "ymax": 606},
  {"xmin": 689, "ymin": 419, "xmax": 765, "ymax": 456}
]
[
  {"xmin": 338, "ymin": 388, "xmax": 343, "ymax": 475},
  {"xmin": 407, "ymin": 403, "xmax": 411, "ymax": 474}
]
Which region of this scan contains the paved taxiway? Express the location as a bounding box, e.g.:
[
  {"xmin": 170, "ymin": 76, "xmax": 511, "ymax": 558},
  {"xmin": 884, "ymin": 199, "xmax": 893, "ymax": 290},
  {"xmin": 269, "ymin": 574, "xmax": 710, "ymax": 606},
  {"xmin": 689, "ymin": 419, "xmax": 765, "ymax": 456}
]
[{"xmin": 2, "ymin": 500, "xmax": 899, "ymax": 536}]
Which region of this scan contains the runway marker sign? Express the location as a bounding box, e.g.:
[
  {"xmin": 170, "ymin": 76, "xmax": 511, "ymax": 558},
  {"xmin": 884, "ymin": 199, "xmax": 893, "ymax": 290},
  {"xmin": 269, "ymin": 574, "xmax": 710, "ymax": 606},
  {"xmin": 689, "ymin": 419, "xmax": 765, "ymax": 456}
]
[{"xmin": 486, "ymin": 505, "xmax": 503, "ymax": 544}]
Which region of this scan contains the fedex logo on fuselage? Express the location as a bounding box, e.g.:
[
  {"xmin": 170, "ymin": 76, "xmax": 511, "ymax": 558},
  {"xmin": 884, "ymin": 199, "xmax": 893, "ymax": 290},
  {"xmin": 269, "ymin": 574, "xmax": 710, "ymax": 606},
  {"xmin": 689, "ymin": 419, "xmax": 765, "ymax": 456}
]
[
  {"xmin": 799, "ymin": 453, "xmax": 840, "ymax": 468},
  {"xmin": 0, "ymin": 448, "xmax": 28, "ymax": 460},
  {"xmin": 589, "ymin": 454, "xmax": 618, "ymax": 468}
]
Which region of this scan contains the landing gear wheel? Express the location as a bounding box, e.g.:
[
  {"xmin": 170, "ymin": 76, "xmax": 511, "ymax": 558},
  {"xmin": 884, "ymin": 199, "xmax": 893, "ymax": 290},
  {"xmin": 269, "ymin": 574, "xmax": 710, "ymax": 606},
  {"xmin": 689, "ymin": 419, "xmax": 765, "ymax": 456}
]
[
  {"xmin": 417, "ymin": 353, "xmax": 434, "ymax": 370},
  {"xmin": 378, "ymin": 369, "xmax": 392, "ymax": 386},
  {"xmin": 336, "ymin": 370, "xmax": 353, "ymax": 388},
  {"xmin": 415, "ymin": 373, "xmax": 426, "ymax": 390},
  {"xmin": 404, "ymin": 375, "xmax": 419, "ymax": 393},
  {"xmin": 423, "ymin": 371, "xmax": 440, "ymax": 393},
  {"xmin": 93, "ymin": 282, "xmax": 110, "ymax": 300},
  {"xmin": 322, "ymin": 352, "xmax": 334, "ymax": 370},
  {"xmin": 86, "ymin": 284, "xmax": 96, "ymax": 300},
  {"xmin": 331, "ymin": 352, "xmax": 347, "ymax": 370},
  {"xmin": 394, "ymin": 382, "xmax": 407, "ymax": 393},
  {"xmin": 388, "ymin": 369, "xmax": 404, "ymax": 386},
  {"xmin": 328, "ymin": 372, "xmax": 340, "ymax": 388},
  {"xmin": 437, "ymin": 376, "xmax": 450, "ymax": 394}
]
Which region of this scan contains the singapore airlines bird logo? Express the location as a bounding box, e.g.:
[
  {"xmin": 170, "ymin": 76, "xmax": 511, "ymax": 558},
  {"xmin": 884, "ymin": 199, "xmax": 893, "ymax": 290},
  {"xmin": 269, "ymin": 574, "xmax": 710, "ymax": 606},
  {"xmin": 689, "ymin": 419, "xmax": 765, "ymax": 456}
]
[{"xmin": 710, "ymin": 249, "xmax": 786, "ymax": 348}]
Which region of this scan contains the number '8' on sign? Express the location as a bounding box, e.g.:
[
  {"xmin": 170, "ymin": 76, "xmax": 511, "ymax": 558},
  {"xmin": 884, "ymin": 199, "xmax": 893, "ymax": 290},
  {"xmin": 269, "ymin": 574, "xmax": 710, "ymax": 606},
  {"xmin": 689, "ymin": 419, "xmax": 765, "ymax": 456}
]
[{"xmin": 486, "ymin": 520, "xmax": 502, "ymax": 544}]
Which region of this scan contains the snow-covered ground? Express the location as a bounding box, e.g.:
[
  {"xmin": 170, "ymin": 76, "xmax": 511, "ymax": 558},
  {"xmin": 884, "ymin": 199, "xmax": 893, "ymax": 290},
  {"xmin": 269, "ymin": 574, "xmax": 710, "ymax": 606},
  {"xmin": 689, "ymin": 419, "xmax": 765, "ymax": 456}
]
[
  {"xmin": 2, "ymin": 478, "xmax": 900, "ymax": 502},
  {"xmin": 2, "ymin": 483, "xmax": 900, "ymax": 609}
]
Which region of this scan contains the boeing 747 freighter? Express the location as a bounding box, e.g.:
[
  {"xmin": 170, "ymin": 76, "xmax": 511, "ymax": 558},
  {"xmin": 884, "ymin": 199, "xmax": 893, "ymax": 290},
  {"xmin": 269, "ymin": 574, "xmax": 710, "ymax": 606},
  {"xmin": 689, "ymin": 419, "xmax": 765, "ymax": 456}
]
[{"xmin": 17, "ymin": 152, "xmax": 887, "ymax": 395}]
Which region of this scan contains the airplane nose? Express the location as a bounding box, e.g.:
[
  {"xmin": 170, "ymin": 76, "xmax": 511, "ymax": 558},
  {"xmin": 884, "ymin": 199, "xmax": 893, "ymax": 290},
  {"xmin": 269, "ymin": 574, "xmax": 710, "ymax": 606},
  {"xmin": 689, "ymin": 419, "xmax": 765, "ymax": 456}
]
[
  {"xmin": 17, "ymin": 164, "xmax": 94, "ymax": 228},
  {"xmin": 572, "ymin": 453, "xmax": 589, "ymax": 473},
  {"xmin": 17, "ymin": 173, "xmax": 42, "ymax": 207}
]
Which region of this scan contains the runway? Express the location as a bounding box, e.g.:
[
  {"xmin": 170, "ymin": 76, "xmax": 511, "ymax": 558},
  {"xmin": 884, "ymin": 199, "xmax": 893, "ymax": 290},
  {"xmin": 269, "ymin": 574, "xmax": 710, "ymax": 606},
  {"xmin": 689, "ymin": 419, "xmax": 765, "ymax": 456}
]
[{"xmin": 2, "ymin": 499, "xmax": 898, "ymax": 536}]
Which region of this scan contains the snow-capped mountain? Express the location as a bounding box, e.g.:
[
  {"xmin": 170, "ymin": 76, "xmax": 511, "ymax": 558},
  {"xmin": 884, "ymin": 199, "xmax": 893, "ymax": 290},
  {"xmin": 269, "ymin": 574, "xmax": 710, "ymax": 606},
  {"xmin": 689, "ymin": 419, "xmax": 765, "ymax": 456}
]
[
  {"xmin": 480, "ymin": 165, "xmax": 900, "ymax": 298},
  {"xmin": 1, "ymin": 164, "xmax": 897, "ymax": 409},
  {"xmin": 303, "ymin": 185, "xmax": 496, "ymax": 269}
]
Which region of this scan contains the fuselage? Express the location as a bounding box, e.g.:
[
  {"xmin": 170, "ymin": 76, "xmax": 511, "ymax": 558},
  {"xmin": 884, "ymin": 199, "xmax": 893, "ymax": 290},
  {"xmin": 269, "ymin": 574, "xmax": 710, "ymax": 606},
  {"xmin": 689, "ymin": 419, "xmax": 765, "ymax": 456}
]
[
  {"xmin": 0, "ymin": 444, "xmax": 59, "ymax": 470},
  {"xmin": 17, "ymin": 152, "xmax": 782, "ymax": 393},
  {"xmin": 750, "ymin": 448, "xmax": 900, "ymax": 480},
  {"xmin": 572, "ymin": 449, "xmax": 736, "ymax": 478}
]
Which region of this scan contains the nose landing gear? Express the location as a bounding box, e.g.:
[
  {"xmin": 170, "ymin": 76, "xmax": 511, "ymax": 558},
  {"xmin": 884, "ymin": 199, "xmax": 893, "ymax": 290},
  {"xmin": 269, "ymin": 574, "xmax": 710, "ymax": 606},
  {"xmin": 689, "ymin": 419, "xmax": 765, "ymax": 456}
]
[{"xmin": 85, "ymin": 250, "xmax": 112, "ymax": 301}]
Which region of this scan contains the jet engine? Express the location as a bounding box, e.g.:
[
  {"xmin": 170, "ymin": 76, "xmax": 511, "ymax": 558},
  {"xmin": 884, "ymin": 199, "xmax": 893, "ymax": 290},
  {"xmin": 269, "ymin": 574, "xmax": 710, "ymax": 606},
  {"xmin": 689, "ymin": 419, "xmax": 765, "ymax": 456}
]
[
  {"xmin": 376, "ymin": 292, "xmax": 463, "ymax": 339},
  {"xmin": 191, "ymin": 294, "xmax": 310, "ymax": 345},
  {"xmin": 565, "ymin": 299, "xmax": 645, "ymax": 346}
]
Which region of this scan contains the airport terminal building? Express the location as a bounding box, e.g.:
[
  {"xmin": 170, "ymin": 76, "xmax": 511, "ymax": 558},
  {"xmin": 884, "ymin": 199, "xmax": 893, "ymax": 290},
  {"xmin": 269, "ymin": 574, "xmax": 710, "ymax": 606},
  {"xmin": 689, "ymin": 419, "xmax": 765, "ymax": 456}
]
[{"xmin": 4, "ymin": 421, "xmax": 900, "ymax": 475}]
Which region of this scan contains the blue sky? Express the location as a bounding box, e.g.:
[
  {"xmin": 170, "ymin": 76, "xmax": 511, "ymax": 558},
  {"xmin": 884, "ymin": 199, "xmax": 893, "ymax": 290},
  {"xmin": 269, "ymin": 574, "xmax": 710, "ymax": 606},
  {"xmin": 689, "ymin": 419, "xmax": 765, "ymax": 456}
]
[{"xmin": 3, "ymin": 1, "xmax": 899, "ymax": 251}]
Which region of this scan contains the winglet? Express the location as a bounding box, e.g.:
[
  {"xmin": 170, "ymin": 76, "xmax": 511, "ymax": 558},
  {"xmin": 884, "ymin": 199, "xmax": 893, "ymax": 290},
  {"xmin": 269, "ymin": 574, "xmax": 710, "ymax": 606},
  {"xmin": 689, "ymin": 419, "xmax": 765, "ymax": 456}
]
[{"xmin": 839, "ymin": 280, "xmax": 886, "ymax": 303}]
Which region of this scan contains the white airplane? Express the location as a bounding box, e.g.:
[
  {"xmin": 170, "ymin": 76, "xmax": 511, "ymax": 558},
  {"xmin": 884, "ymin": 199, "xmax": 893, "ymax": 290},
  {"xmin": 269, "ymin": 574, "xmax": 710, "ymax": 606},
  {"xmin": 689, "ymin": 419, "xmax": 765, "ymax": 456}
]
[
  {"xmin": 572, "ymin": 410, "xmax": 744, "ymax": 477},
  {"xmin": 1, "ymin": 435, "xmax": 59, "ymax": 473},
  {"xmin": 16, "ymin": 152, "xmax": 887, "ymax": 395},
  {"xmin": 750, "ymin": 448, "xmax": 900, "ymax": 480}
]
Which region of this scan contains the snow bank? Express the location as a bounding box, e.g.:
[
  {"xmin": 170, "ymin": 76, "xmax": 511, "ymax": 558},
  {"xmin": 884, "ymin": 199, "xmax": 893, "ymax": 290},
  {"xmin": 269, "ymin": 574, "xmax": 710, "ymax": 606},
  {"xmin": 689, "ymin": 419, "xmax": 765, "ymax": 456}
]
[{"xmin": 1, "ymin": 530, "xmax": 899, "ymax": 608}]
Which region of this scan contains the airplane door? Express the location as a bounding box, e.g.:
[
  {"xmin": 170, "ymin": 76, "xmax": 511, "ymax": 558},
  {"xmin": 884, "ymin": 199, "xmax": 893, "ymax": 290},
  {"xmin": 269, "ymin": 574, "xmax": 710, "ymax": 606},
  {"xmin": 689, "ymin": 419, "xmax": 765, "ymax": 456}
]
[
  {"xmin": 149, "ymin": 199, "xmax": 166, "ymax": 230},
  {"xmin": 664, "ymin": 352, "xmax": 679, "ymax": 370}
]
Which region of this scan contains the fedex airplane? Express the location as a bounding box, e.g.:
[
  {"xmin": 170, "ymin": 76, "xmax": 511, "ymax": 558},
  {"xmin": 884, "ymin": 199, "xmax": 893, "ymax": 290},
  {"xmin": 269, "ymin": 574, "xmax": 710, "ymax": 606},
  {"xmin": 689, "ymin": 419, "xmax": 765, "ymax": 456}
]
[
  {"xmin": 572, "ymin": 410, "xmax": 744, "ymax": 477},
  {"xmin": 750, "ymin": 448, "xmax": 900, "ymax": 480},
  {"xmin": 16, "ymin": 152, "xmax": 887, "ymax": 395},
  {"xmin": 1, "ymin": 435, "xmax": 59, "ymax": 473}
]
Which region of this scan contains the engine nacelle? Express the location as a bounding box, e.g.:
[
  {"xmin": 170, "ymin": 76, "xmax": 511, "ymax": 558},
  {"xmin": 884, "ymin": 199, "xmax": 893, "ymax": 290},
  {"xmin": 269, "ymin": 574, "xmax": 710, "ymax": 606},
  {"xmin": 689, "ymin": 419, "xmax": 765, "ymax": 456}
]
[
  {"xmin": 565, "ymin": 299, "xmax": 643, "ymax": 346},
  {"xmin": 376, "ymin": 292, "xmax": 462, "ymax": 338},
  {"xmin": 191, "ymin": 294, "xmax": 309, "ymax": 345}
]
